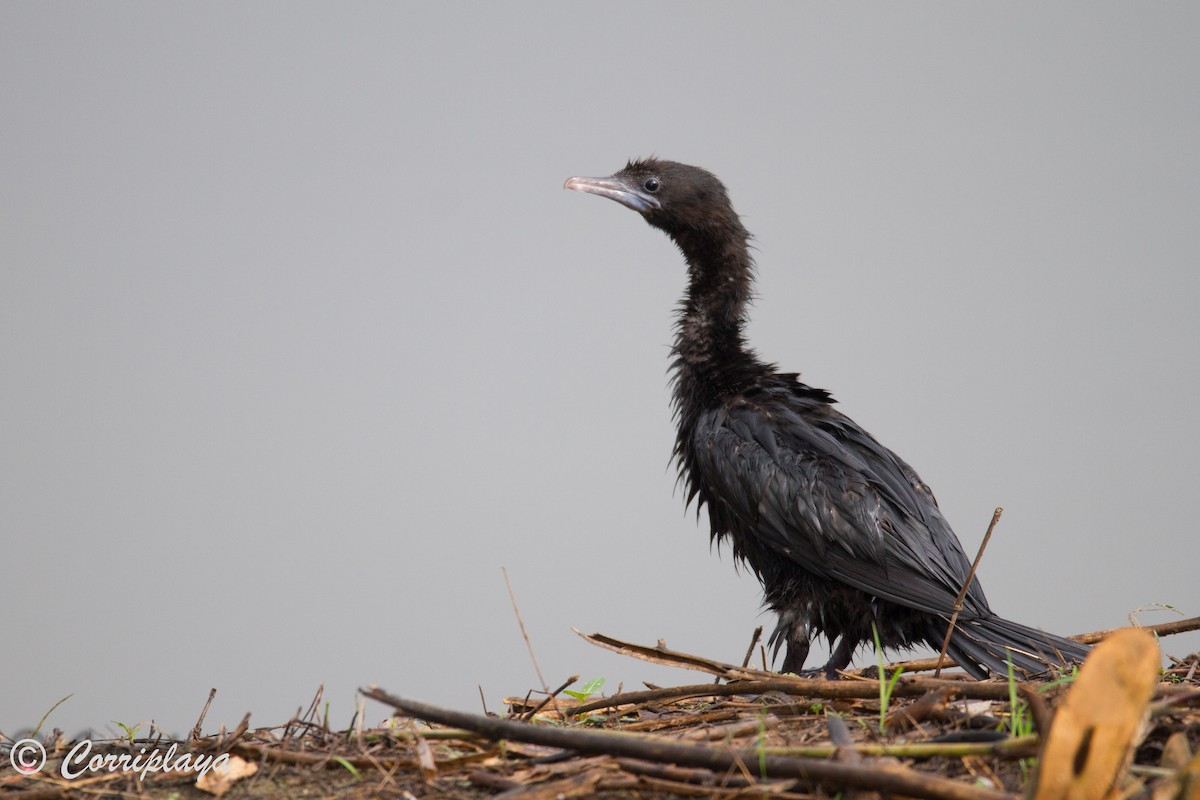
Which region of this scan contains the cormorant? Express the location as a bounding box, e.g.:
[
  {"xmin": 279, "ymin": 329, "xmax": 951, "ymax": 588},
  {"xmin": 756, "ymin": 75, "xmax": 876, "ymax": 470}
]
[{"xmin": 565, "ymin": 158, "xmax": 1090, "ymax": 678}]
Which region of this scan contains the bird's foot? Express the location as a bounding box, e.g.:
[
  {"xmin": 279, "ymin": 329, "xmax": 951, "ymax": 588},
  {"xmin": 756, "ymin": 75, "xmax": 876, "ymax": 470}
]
[{"xmin": 779, "ymin": 665, "xmax": 841, "ymax": 680}]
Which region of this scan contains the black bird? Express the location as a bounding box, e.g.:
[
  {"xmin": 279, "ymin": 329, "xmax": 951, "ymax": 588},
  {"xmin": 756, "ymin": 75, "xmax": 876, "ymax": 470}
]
[{"xmin": 565, "ymin": 159, "xmax": 1090, "ymax": 679}]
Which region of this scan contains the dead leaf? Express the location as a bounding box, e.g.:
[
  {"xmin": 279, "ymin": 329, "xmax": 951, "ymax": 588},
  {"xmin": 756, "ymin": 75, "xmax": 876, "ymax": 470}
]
[
  {"xmin": 1162, "ymin": 731, "xmax": 1193, "ymax": 771},
  {"xmin": 1033, "ymin": 627, "xmax": 1160, "ymax": 800},
  {"xmin": 196, "ymin": 754, "xmax": 258, "ymax": 797},
  {"xmin": 1179, "ymin": 751, "xmax": 1200, "ymax": 800}
]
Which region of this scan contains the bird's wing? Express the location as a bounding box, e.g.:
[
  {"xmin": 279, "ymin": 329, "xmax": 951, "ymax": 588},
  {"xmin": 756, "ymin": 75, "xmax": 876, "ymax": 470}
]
[{"xmin": 690, "ymin": 394, "xmax": 989, "ymax": 616}]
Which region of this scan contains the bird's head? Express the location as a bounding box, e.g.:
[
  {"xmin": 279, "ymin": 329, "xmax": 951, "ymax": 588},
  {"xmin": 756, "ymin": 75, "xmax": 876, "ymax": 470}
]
[{"xmin": 565, "ymin": 158, "xmax": 741, "ymax": 242}]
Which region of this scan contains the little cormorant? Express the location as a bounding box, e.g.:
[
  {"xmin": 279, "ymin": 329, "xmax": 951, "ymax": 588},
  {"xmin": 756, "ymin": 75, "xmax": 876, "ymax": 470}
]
[{"xmin": 565, "ymin": 158, "xmax": 1090, "ymax": 678}]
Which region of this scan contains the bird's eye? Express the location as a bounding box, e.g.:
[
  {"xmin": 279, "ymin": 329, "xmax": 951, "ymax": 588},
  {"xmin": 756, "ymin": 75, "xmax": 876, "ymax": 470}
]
[{"xmin": 643, "ymin": 178, "xmax": 660, "ymax": 193}]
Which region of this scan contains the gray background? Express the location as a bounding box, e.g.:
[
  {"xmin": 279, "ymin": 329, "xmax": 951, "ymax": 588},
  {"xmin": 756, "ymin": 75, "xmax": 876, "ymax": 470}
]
[{"xmin": 3, "ymin": 3, "xmax": 1197, "ymax": 737}]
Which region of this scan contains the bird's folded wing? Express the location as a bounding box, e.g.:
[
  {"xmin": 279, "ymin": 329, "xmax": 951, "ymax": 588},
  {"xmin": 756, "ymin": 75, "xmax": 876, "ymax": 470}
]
[{"xmin": 693, "ymin": 401, "xmax": 989, "ymax": 616}]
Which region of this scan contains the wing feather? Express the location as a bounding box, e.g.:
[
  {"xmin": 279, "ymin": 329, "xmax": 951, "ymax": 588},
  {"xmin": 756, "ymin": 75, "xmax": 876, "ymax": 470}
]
[{"xmin": 691, "ymin": 392, "xmax": 990, "ymax": 617}]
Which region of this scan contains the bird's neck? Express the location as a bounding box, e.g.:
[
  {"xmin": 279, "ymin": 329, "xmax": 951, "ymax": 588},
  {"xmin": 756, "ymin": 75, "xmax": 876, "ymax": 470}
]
[{"xmin": 670, "ymin": 225, "xmax": 760, "ymax": 392}]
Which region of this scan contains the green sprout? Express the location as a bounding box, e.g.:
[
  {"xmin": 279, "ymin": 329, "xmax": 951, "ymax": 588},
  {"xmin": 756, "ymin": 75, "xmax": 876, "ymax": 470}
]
[
  {"xmin": 872, "ymin": 622, "xmax": 904, "ymax": 735},
  {"xmin": 333, "ymin": 756, "xmax": 361, "ymax": 780},
  {"xmin": 563, "ymin": 676, "xmax": 605, "ymax": 703},
  {"xmin": 112, "ymin": 721, "xmax": 142, "ymax": 745}
]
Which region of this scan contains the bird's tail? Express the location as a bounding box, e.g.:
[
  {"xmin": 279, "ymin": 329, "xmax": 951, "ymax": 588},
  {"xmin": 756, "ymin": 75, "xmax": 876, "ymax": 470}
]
[{"xmin": 935, "ymin": 615, "xmax": 1091, "ymax": 680}]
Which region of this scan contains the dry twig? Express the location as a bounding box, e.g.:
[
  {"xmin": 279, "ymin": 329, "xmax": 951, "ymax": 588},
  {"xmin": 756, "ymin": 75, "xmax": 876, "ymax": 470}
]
[
  {"xmin": 935, "ymin": 507, "xmax": 1002, "ymax": 678},
  {"xmin": 189, "ymin": 688, "xmax": 217, "ymax": 741},
  {"xmin": 360, "ymin": 686, "xmax": 1014, "ymax": 800}
]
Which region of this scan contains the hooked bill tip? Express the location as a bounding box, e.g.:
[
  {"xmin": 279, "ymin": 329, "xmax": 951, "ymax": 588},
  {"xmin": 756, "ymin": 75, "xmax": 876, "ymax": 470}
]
[{"xmin": 562, "ymin": 174, "xmax": 661, "ymax": 213}]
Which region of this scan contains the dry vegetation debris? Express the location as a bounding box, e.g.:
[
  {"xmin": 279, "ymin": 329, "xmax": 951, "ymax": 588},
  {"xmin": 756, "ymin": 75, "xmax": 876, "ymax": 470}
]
[{"xmin": 2, "ymin": 617, "xmax": 1198, "ymax": 800}]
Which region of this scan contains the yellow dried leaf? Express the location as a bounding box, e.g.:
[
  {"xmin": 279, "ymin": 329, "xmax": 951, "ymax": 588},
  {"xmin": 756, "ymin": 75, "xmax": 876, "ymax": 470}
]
[
  {"xmin": 1176, "ymin": 750, "xmax": 1200, "ymax": 800},
  {"xmin": 1162, "ymin": 731, "xmax": 1193, "ymax": 770},
  {"xmin": 1033, "ymin": 627, "xmax": 1160, "ymax": 800}
]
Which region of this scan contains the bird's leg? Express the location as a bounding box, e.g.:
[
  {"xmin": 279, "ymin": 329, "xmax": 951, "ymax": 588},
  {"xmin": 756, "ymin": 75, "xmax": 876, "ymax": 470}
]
[
  {"xmin": 820, "ymin": 636, "xmax": 859, "ymax": 679},
  {"xmin": 779, "ymin": 629, "xmax": 811, "ymax": 675}
]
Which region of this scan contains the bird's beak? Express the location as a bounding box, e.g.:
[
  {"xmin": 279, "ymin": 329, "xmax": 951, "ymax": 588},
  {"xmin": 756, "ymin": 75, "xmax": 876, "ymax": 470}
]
[{"xmin": 564, "ymin": 175, "xmax": 661, "ymax": 213}]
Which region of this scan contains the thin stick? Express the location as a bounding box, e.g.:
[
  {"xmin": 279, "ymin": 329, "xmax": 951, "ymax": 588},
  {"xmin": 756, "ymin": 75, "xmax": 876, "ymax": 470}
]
[
  {"xmin": 30, "ymin": 693, "xmax": 74, "ymax": 740},
  {"xmin": 566, "ymin": 675, "xmax": 1016, "ymax": 719},
  {"xmin": 501, "ymin": 566, "xmax": 549, "ymax": 694},
  {"xmin": 300, "ymin": 684, "xmax": 325, "ymax": 730},
  {"xmin": 215, "ymin": 713, "xmax": 251, "ymax": 754},
  {"xmin": 574, "ymin": 630, "xmax": 1011, "ymax": 699},
  {"xmin": 576, "ymin": 628, "xmax": 776, "ymax": 681},
  {"xmin": 879, "ymin": 614, "xmax": 1200, "ymax": 673},
  {"xmin": 934, "ymin": 507, "xmax": 1002, "ymax": 678},
  {"xmin": 741, "ymin": 626, "xmax": 764, "ymax": 669},
  {"xmin": 1073, "ymin": 614, "xmax": 1200, "ymax": 644},
  {"xmin": 501, "ymin": 565, "xmax": 568, "ymax": 721},
  {"xmin": 521, "ymin": 674, "xmax": 579, "ymax": 721},
  {"xmin": 718, "ymin": 625, "xmax": 764, "ymax": 684},
  {"xmin": 189, "ymin": 688, "xmax": 217, "ymax": 741}
]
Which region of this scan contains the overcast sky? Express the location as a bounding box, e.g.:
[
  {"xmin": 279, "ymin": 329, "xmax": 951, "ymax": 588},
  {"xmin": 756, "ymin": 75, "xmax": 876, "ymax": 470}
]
[{"xmin": 3, "ymin": 3, "xmax": 1198, "ymax": 737}]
